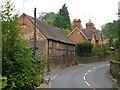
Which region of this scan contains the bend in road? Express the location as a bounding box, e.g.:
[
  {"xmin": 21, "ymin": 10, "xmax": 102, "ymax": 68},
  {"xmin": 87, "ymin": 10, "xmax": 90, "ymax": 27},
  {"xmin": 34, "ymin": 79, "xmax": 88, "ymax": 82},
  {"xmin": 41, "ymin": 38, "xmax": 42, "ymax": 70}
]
[{"xmin": 51, "ymin": 61, "xmax": 113, "ymax": 88}]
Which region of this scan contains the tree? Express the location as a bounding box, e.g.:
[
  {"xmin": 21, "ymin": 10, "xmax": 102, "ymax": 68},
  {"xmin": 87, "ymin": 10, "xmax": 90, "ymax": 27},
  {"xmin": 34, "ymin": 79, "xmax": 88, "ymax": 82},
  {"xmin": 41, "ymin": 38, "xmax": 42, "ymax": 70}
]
[
  {"xmin": 1, "ymin": 0, "xmax": 45, "ymax": 89},
  {"xmin": 38, "ymin": 11, "xmax": 47, "ymax": 21},
  {"xmin": 38, "ymin": 12, "xmax": 56, "ymax": 25},
  {"xmin": 102, "ymin": 20, "xmax": 119, "ymax": 47},
  {"xmin": 118, "ymin": 20, "xmax": 120, "ymax": 52},
  {"xmin": 53, "ymin": 3, "xmax": 72, "ymax": 30}
]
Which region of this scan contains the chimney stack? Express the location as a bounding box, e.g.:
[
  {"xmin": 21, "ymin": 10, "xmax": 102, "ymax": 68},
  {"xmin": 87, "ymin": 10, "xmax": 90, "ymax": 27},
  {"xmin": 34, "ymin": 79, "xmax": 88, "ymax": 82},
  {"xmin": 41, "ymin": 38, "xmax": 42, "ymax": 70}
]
[
  {"xmin": 86, "ymin": 21, "xmax": 94, "ymax": 30},
  {"xmin": 73, "ymin": 19, "xmax": 82, "ymax": 29}
]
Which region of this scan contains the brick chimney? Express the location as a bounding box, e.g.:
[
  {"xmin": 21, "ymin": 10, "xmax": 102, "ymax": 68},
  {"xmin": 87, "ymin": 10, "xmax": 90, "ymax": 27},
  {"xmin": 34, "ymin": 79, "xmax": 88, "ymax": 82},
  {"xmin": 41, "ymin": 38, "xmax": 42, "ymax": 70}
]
[
  {"xmin": 86, "ymin": 21, "xmax": 94, "ymax": 30},
  {"xmin": 73, "ymin": 19, "xmax": 82, "ymax": 29}
]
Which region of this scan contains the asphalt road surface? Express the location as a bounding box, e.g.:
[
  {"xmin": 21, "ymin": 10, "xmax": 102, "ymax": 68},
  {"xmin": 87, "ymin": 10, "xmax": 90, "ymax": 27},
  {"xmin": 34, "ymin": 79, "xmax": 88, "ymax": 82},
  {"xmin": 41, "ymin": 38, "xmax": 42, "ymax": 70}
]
[{"xmin": 50, "ymin": 61, "xmax": 113, "ymax": 88}]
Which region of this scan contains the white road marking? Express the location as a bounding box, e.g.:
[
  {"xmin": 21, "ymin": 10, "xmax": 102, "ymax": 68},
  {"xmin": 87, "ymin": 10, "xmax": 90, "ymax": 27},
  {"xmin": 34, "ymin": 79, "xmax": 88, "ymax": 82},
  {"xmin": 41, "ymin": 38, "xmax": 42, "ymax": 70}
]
[
  {"xmin": 88, "ymin": 69, "xmax": 92, "ymax": 73},
  {"xmin": 85, "ymin": 72, "xmax": 87, "ymax": 76},
  {"xmin": 83, "ymin": 76, "xmax": 86, "ymax": 80},
  {"xmin": 83, "ymin": 63, "xmax": 109, "ymax": 87},
  {"xmin": 49, "ymin": 63, "xmax": 110, "ymax": 88},
  {"xmin": 51, "ymin": 73, "xmax": 58, "ymax": 81},
  {"xmin": 85, "ymin": 81, "xmax": 91, "ymax": 86},
  {"xmin": 83, "ymin": 71, "xmax": 91, "ymax": 87}
]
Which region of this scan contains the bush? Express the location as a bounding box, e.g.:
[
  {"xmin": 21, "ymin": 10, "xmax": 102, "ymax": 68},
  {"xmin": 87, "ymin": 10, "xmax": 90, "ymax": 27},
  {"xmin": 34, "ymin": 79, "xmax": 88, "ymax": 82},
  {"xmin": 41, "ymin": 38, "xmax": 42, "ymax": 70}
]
[
  {"xmin": 113, "ymin": 55, "xmax": 120, "ymax": 62},
  {"xmin": 3, "ymin": 47, "xmax": 42, "ymax": 89},
  {"xmin": 0, "ymin": 76, "xmax": 7, "ymax": 89},
  {"xmin": 77, "ymin": 41, "xmax": 93, "ymax": 56},
  {"xmin": 92, "ymin": 45, "xmax": 108, "ymax": 57},
  {"xmin": 1, "ymin": 0, "xmax": 49, "ymax": 89}
]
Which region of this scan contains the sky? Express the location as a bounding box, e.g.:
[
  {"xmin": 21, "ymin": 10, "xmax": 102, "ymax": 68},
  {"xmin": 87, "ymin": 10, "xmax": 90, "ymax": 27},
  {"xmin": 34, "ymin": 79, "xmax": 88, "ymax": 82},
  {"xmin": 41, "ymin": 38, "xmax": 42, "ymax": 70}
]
[{"xmin": 1, "ymin": 0, "xmax": 120, "ymax": 30}]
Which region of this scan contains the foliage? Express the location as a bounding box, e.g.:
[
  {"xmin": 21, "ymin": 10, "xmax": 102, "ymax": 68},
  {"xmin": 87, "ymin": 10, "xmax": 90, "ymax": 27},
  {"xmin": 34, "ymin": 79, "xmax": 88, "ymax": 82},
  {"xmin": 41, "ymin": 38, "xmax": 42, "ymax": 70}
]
[
  {"xmin": 118, "ymin": 20, "xmax": 120, "ymax": 54},
  {"xmin": 0, "ymin": 76, "xmax": 7, "ymax": 89},
  {"xmin": 113, "ymin": 55, "xmax": 120, "ymax": 62},
  {"xmin": 53, "ymin": 3, "xmax": 72, "ymax": 30},
  {"xmin": 1, "ymin": 0, "xmax": 48, "ymax": 89},
  {"xmin": 102, "ymin": 20, "xmax": 119, "ymax": 47},
  {"xmin": 117, "ymin": 72, "xmax": 120, "ymax": 85},
  {"xmin": 110, "ymin": 20, "xmax": 120, "ymax": 63},
  {"xmin": 36, "ymin": 52, "xmax": 52, "ymax": 75},
  {"xmin": 62, "ymin": 29, "xmax": 71, "ymax": 35},
  {"xmin": 38, "ymin": 4, "xmax": 72, "ymax": 30},
  {"xmin": 38, "ymin": 12, "xmax": 47, "ymax": 21},
  {"xmin": 38, "ymin": 12, "xmax": 56, "ymax": 25},
  {"xmin": 92, "ymin": 45, "xmax": 108, "ymax": 57},
  {"xmin": 104, "ymin": 20, "xmax": 120, "ymax": 88},
  {"xmin": 77, "ymin": 41, "xmax": 93, "ymax": 56}
]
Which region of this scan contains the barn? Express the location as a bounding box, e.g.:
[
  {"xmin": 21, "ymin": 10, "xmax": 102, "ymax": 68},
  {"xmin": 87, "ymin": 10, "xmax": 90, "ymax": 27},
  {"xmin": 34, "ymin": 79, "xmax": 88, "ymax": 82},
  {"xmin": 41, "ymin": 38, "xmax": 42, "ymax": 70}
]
[{"xmin": 18, "ymin": 13, "xmax": 76, "ymax": 69}]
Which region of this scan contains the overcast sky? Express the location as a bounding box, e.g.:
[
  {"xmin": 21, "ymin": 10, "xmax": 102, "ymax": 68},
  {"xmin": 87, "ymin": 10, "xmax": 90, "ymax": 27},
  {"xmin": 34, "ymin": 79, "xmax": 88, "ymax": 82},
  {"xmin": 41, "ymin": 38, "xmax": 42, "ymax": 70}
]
[{"xmin": 1, "ymin": 0, "xmax": 120, "ymax": 30}]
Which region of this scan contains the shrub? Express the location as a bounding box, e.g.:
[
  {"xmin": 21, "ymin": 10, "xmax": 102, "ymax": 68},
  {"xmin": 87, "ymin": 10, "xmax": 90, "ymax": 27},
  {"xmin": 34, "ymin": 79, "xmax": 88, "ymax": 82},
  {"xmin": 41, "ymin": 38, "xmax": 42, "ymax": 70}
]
[
  {"xmin": 113, "ymin": 55, "xmax": 120, "ymax": 62},
  {"xmin": 92, "ymin": 45, "xmax": 108, "ymax": 57},
  {"xmin": 77, "ymin": 41, "xmax": 93, "ymax": 56},
  {"xmin": 1, "ymin": 0, "xmax": 49, "ymax": 89},
  {"xmin": 0, "ymin": 76, "xmax": 7, "ymax": 89}
]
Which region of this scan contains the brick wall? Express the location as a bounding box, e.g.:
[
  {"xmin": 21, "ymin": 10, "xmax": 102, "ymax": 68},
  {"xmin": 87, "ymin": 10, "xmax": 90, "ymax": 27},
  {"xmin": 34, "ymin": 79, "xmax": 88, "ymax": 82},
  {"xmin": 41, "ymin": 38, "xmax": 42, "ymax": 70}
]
[
  {"xmin": 19, "ymin": 14, "xmax": 47, "ymax": 41},
  {"xmin": 77, "ymin": 56, "xmax": 109, "ymax": 64},
  {"xmin": 68, "ymin": 28, "xmax": 87, "ymax": 43},
  {"xmin": 19, "ymin": 14, "xmax": 47, "ymax": 54}
]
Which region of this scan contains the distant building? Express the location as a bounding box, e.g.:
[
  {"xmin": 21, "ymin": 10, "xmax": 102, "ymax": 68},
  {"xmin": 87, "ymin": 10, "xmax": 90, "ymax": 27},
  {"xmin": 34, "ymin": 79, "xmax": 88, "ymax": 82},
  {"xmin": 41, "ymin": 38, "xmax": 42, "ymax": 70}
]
[
  {"xmin": 18, "ymin": 13, "xmax": 76, "ymax": 68},
  {"xmin": 68, "ymin": 19, "xmax": 102, "ymax": 46}
]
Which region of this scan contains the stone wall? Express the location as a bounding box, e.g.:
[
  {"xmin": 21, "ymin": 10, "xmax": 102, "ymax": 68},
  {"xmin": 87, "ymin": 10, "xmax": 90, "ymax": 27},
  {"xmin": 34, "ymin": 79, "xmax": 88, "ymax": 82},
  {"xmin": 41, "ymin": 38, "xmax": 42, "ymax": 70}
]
[
  {"xmin": 51, "ymin": 55, "xmax": 110, "ymax": 72},
  {"xmin": 110, "ymin": 60, "xmax": 120, "ymax": 76},
  {"xmin": 77, "ymin": 55, "xmax": 110, "ymax": 64}
]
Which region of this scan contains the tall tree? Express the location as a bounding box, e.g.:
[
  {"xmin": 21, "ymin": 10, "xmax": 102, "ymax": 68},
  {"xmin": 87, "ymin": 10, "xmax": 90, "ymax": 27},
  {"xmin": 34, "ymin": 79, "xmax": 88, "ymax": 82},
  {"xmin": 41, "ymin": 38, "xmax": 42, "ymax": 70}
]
[
  {"xmin": 102, "ymin": 20, "xmax": 119, "ymax": 46},
  {"xmin": 38, "ymin": 11, "xmax": 47, "ymax": 21},
  {"xmin": 38, "ymin": 12, "xmax": 56, "ymax": 25},
  {"xmin": 53, "ymin": 3, "xmax": 72, "ymax": 30},
  {"xmin": 1, "ymin": 0, "xmax": 45, "ymax": 89}
]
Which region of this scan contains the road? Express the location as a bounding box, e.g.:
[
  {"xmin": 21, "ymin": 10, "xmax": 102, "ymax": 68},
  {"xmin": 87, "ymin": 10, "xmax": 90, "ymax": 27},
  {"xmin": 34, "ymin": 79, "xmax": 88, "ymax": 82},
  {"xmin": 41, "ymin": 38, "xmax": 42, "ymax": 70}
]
[{"xmin": 49, "ymin": 61, "xmax": 113, "ymax": 88}]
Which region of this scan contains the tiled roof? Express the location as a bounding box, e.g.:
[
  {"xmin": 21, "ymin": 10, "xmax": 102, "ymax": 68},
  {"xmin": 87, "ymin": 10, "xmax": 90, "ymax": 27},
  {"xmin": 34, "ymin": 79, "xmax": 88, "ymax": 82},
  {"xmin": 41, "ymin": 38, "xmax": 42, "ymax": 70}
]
[
  {"xmin": 23, "ymin": 13, "xmax": 75, "ymax": 45},
  {"xmin": 82, "ymin": 29, "xmax": 101, "ymax": 40}
]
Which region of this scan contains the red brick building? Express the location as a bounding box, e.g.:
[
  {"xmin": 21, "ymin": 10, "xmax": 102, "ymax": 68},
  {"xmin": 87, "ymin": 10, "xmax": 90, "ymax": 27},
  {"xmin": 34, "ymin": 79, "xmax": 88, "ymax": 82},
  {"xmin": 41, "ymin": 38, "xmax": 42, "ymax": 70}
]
[
  {"xmin": 68, "ymin": 19, "xmax": 102, "ymax": 46},
  {"xmin": 18, "ymin": 13, "xmax": 76, "ymax": 68}
]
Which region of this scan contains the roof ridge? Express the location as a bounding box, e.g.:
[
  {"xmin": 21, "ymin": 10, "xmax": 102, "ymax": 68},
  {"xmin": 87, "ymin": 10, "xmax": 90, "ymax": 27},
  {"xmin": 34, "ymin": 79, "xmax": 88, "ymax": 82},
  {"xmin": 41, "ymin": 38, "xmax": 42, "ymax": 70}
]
[{"xmin": 21, "ymin": 13, "xmax": 75, "ymax": 45}]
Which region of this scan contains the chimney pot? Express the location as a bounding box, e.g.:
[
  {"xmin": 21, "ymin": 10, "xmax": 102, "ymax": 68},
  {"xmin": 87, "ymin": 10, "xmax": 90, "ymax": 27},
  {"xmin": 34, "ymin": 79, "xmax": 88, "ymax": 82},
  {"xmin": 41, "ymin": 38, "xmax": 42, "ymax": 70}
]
[
  {"xmin": 73, "ymin": 19, "xmax": 77, "ymax": 22},
  {"xmin": 86, "ymin": 21, "xmax": 94, "ymax": 30},
  {"xmin": 78, "ymin": 19, "xmax": 81, "ymax": 22},
  {"xmin": 73, "ymin": 19, "xmax": 82, "ymax": 29}
]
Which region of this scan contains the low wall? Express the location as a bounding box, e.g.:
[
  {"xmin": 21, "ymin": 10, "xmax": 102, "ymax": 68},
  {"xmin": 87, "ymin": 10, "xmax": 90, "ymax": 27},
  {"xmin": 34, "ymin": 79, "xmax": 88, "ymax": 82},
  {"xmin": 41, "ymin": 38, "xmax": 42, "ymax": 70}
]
[
  {"xmin": 77, "ymin": 55, "xmax": 110, "ymax": 64},
  {"xmin": 50, "ymin": 55, "xmax": 110, "ymax": 72},
  {"xmin": 50, "ymin": 56, "xmax": 77, "ymax": 71},
  {"xmin": 110, "ymin": 60, "xmax": 120, "ymax": 76}
]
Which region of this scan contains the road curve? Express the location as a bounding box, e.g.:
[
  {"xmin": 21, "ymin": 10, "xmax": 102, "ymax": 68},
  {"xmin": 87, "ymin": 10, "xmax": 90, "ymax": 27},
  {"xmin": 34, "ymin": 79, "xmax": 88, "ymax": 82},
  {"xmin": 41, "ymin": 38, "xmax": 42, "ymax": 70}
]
[{"xmin": 51, "ymin": 61, "xmax": 113, "ymax": 88}]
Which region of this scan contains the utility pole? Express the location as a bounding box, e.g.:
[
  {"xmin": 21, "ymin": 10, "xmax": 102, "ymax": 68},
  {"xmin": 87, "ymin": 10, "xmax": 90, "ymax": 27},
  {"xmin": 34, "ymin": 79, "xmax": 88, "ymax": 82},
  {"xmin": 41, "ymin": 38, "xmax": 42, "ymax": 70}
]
[{"xmin": 33, "ymin": 8, "xmax": 37, "ymax": 57}]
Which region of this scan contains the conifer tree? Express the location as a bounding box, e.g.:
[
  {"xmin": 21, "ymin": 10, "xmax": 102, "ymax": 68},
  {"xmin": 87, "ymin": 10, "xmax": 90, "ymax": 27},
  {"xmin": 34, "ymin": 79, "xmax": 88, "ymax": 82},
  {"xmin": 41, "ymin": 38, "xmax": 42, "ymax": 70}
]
[{"xmin": 53, "ymin": 3, "xmax": 72, "ymax": 30}]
